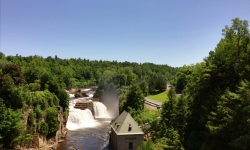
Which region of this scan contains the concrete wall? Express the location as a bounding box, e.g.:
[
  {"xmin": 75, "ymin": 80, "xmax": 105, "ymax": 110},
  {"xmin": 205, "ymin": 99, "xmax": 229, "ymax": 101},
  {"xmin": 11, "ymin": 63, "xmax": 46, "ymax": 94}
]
[
  {"xmin": 117, "ymin": 134, "xmax": 143, "ymax": 150},
  {"xmin": 110, "ymin": 129, "xmax": 144, "ymax": 150},
  {"xmin": 144, "ymin": 103, "xmax": 158, "ymax": 110}
]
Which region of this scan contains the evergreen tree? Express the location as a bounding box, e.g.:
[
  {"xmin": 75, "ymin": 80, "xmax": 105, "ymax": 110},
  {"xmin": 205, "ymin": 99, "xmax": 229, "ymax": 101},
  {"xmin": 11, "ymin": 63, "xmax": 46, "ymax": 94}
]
[
  {"xmin": 139, "ymin": 80, "xmax": 149, "ymax": 96},
  {"xmin": 205, "ymin": 80, "xmax": 250, "ymax": 149},
  {"xmin": 155, "ymin": 75, "xmax": 167, "ymax": 93},
  {"xmin": 160, "ymin": 86, "xmax": 177, "ymax": 128},
  {"xmin": 184, "ymin": 18, "xmax": 250, "ymax": 149},
  {"xmin": 122, "ymin": 83, "xmax": 144, "ymax": 112},
  {"xmin": 175, "ymin": 95, "xmax": 187, "ymax": 142}
]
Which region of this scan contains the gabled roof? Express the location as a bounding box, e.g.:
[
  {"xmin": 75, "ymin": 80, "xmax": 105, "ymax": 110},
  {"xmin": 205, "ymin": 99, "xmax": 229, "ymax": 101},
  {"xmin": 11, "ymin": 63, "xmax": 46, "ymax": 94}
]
[{"xmin": 111, "ymin": 111, "xmax": 144, "ymax": 135}]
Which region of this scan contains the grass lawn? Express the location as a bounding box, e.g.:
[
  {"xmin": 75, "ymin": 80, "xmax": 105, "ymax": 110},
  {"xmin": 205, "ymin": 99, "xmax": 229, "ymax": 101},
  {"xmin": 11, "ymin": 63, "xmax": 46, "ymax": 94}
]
[{"xmin": 147, "ymin": 91, "xmax": 168, "ymax": 103}]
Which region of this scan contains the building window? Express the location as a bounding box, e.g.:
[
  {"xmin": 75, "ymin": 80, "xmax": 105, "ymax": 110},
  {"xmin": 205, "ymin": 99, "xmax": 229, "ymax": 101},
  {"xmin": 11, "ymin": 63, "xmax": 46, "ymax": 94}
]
[{"xmin": 129, "ymin": 142, "xmax": 133, "ymax": 149}]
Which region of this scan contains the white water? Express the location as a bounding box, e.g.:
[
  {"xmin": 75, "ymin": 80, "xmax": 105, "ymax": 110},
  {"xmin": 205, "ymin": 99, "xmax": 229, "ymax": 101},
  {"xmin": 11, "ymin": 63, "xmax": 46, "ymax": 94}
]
[
  {"xmin": 69, "ymin": 94, "xmax": 75, "ymax": 98},
  {"xmin": 66, "ymin": 97, "xmax": 110, "ymax": 130},
  {"xmin": 93, "ymin": 102, "xmax": 110, "ymax": 118},
  {"xmin": 66, "ymin": 97, "xmax": 98, "ymax": 130},
  {"xmin": 60, "ymin": 92, "xmax": 113, "ymax": 149},
  {"xmin": 82, "ymin": 88, "xmax": 91, "ymax": 91},
  {"xmin": 66, "ymin": 108, "xmax": 99, "ymax": 130}
]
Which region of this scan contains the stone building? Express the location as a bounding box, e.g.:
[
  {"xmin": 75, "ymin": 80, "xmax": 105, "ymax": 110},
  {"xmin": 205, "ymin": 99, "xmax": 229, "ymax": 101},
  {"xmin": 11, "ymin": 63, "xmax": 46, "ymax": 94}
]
[{"xmin": 110, "ymin": 111, "xmax": 144, "ymax": 150}]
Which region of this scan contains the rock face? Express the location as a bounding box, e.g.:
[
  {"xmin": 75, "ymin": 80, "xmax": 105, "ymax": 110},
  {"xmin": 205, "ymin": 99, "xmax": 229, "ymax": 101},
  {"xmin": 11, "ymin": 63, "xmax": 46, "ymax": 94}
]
[
  {"xmin": 32, "ymin": 134, "xmax": 47, "ymax": 149},
  {"xmin": 22, "ymin": 106, "xmax": 68, "ymax": 150}
]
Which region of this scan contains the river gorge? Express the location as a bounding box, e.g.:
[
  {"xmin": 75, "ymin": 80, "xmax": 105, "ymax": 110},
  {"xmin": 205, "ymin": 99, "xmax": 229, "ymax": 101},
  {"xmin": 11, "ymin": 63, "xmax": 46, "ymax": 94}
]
[{"xmin": 57, "ymin": 91, "xmax": 118, "ymax": 150}]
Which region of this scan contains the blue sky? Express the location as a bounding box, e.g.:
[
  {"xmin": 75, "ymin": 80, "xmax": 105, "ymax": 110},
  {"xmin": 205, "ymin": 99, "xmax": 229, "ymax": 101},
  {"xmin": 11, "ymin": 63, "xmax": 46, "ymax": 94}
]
[{"xmin": 1, "ymin": 0, "xmax": 250, "ymax": 67}]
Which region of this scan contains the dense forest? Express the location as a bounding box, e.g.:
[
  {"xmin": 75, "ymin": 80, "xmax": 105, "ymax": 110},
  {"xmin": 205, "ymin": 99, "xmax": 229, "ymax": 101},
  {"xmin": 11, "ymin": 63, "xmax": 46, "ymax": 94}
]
[
  {"xmin": 130, "ymin": 18, "xmax": 250, "ymax": 150},
  {"xmin": 0, "ymin": 49, "xmax": 177, "ymax": 148},
  {"xmin": 0, "ymin": 17, "xmax": 249, "ymax": 150},
  {"xmin": 0, "ymin": 52, "xmax": 177, "ymax": 93}
]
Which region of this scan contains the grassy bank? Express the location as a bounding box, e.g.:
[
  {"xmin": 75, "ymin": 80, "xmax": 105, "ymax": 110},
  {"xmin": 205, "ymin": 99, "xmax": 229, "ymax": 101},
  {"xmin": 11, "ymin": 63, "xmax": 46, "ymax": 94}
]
[{"xmin": 147, "ymin": 91, "xmax": 168, "ymax": 103}]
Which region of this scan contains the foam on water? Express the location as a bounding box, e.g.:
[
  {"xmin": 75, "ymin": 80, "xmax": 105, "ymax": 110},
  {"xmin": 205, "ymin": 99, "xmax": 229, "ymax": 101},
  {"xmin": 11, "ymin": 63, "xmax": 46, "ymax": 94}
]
[
  {"xmin": 69, "ymin": 94, "xmax": 75, "ymax": 98},
  {"xmin": 66, "ymin": 97, "xmax": 100, "ymax": 130},
  {"xmin": 82, "ymin": 88, "xmax": 91, "ymax": 91},
  {"xmin": 66, "ymin": 93, "xmax": 111, "ymax": 130},
  {"xmin": 66, "ymin": 108, "xmax": 100, "ymax": 130},
  {"xmin": 59, "ymin": 92, "xmax": 112, "ymax": 149},
  {"xmin": 93, "ymin": 102, "xmax": 110, "ymax": 118}
]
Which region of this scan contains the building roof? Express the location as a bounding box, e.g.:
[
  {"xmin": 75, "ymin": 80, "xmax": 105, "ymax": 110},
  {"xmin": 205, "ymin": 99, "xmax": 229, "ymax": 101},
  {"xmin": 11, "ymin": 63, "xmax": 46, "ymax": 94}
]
[{"xmin": 111, "ymin": 111, "xmax": 144, "ymax": 135}]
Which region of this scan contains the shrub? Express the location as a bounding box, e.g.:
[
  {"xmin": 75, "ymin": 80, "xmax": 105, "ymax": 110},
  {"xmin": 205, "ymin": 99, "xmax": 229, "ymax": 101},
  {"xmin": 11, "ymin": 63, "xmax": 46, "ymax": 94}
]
[{"xmin": 39, "ymin": 122, "xmax": 49, "ymax": 136}]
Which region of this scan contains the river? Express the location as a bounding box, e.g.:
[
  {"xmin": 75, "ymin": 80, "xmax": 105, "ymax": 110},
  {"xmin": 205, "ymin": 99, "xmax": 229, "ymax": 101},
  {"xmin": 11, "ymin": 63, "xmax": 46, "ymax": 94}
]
[
  {"xmin": 56, "ymin": 94, "xmax": 115, "ymax": 150},
  {"xmin": 56, "ymin": 119, "xmax": 111, "ymax": 150}
]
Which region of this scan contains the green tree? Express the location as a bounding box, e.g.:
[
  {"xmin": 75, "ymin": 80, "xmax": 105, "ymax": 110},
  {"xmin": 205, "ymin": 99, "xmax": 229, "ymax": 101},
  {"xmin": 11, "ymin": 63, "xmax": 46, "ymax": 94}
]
[
  {"xmin": 175, "ymin": 95, "xmax": 187, "ymax": 142},
  {"xmin": 94, "ymin": 70, "xmax": 102, "ymax": 84},
  {"xmin": 137, "ymin": 139, "xmax": 155, "ymax": 150},
  {"xmin": 27, "ymin": 111, "xmax": 36, "ymax": 133},
  {"xmin": 160, "ymin": 86, "xmax": 177, "ymax": 128},
  {"xmin": 175, "ymin": 65, "xmax": 192, "ymax": 93},
  {"xmin": 139, "ymin": 80, "xmax": 149, "ymax": 96},
  {"xmin": 155, "ymin": 75, "xmax": 167, "ymax": 93},
  {"xmin": 2, "ymin": 64, "xmax": 26, "ymax": 85},
  {"xmin": 126, "ymin": 69, "xmax": 137, "ymax": 86},
  {"xmin": 155, "ymin": 129, "xmax": 184, "ymax": 150},
  {"xmin": 0, "ymin": 74, "xmax": 16, "ymax": 108},
  {"xmin": 0, "ymin": 52, "xmax": 10, "ymax": 69},
  {"xmin": 0, "ymin": 108, "xmax": 25, "ymax": 149},
  {"xmin": 28, "ymin": 82, "xmax": 41, "ymax": 91},
  {"xmin": 155, "ymin": 86, "xmax": 185, "ymax": 149},
  {"xmin": 46, "ymin": 107, "xmax": 59, "ymax": 136},
  {"xmin": 39, "ymin": 122, "xmax": 49, "ymax": 136},
  {"xmin": 13, "ymin": 133, "xmax": 33, "ymax": 148},
  {"xmin": 0, "ymin": 98, "xmax": 6, "ymax": 147},
  {"xmin": 0, "ymin": 52, "xmax": 5, "ymax": 59},
  {"xmin": 184, "ymin": 18, "xmax": 250, "ymax": 149},
  {"xmin": 205, "ymin": 80, "xmax": 250, "ymax": 149},
  {"xmin": 57, "ymin": 89, "xmax": 69, "ymax": 111},
  {"xmin": 122, "ymin": 83, "xmax": 144, "ymax": 112},
  {"xmin": 147, "ymin": 75, "xmax": 157, "ymax": 94}
]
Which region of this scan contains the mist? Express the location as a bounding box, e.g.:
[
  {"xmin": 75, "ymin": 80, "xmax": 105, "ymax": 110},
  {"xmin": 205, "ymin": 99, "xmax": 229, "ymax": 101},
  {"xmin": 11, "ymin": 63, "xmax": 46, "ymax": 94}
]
[{"xmin": 100, "ymin": 91, "xmax": 119, "ymax": 119}]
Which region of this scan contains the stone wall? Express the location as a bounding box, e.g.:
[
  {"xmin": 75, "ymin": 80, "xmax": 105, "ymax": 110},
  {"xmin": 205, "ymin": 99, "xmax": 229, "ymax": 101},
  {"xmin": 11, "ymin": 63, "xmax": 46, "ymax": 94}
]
[{"xmin": 74, "ymin": 101, "xmax": 94, "ymax": 116}]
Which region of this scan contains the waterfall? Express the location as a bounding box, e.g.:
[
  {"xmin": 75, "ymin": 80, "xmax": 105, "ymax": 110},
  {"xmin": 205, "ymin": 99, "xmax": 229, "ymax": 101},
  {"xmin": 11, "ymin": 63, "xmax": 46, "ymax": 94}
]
[
  {"xmin": 66, "ymin": 97, "xmax": 111, "ymax": 130},
  {"xmin": 66, "ymin": 97, "xmax": 98, "ymax": 130},
  {"xmin": 61, "ymin": 91, "xmax": 113, "ymax": 149},
  {"xmin": 66, "ymin": 108, "xmax": 99, "ymax": 130},
  {"xmin": 93, "ymin": 102, "xmax": 110, "ymax": 118}
]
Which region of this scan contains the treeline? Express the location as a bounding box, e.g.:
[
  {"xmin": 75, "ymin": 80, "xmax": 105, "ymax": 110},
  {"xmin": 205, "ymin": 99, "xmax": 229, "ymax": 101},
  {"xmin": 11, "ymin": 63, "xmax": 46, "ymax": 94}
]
[
  {"xmin": 134, "ymin": 18, "xmax": 250, "ymax": 150},
  {"xmin": 0, "ymin": 48, "xmax": 177, "ymax": 148},
  {"xmin": 1, "ymin": 52, "xmax": 177, "ymax": 93}
]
